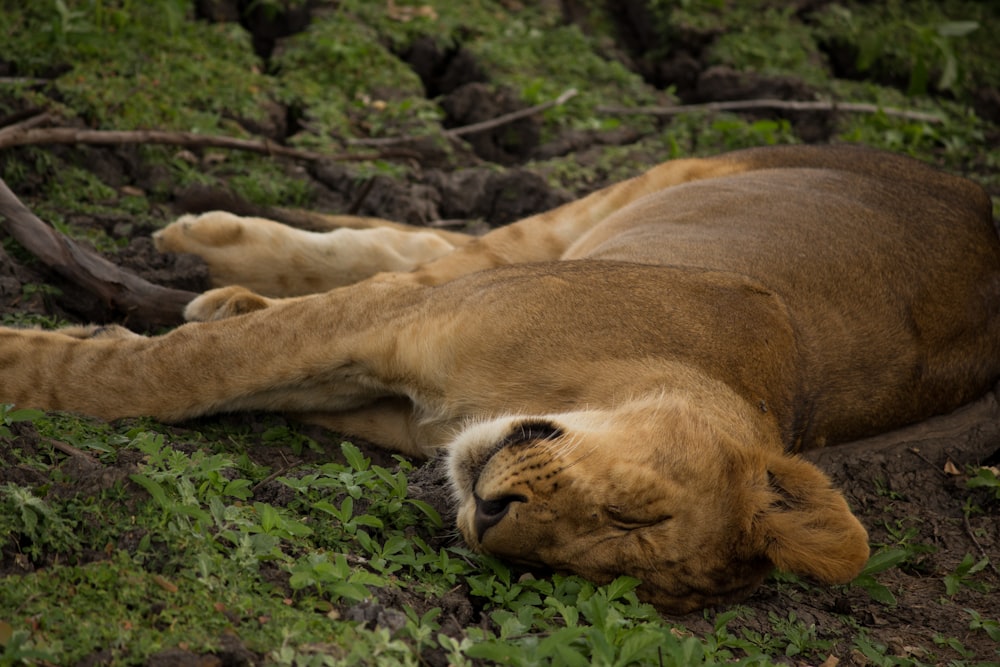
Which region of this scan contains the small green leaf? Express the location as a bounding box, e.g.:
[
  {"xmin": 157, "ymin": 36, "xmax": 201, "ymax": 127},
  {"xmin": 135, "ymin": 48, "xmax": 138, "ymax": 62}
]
[
  {"xmin": 129, "ymin": 473, "xmax": 170, "ymax": 507},
  {"xmin": 255, "ymin": 502, "xmax": 280, "ymax": 533},
  {"xmin": 341, "ymin": 441, "xmax": 368, "ymax": 471},
  {"xmin": 860, "ymin": 547, "xmax": 912, "ymax": 576},
  {"xmin": 223, "ymin": 478, "xmax": 253, "ymax": 500},
  {"xmin": 406, "ymin": 498, "xmax": 443, "ymax": 528},
  {"xmin": 4, "ymin": 408, "xmax": 45, "ymax": 423},
  {"xmin": 351, "ymin": 514, "xmax": 384, "ymax": 529},
  {"xmin": 936, "ymin": 21, "xmax": 979, "ymax": 38},
  {"xmin": 604, "ymin": 575, "xmax": 641, "ymax": 601},
  {"xmin": 863, "ymin": 578, "xmax": 897, "ymax": 606}
]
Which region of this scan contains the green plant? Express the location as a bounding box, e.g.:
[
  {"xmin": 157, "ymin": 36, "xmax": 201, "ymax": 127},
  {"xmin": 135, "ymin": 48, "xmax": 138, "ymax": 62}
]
[
  {"xmin": 965, "ymin": 608, "xmax": 1000, "ymax": 642},
  {"xmin": 0, "ymin": 483, "xmax": 80, "ymax": 561},
  {"xmin": 767, "ymin": 611, "xmax": 833, "ymax": 658},
  {"xmin": 0, "ymin": 404, "xmax": 44, "ymax": 438},
  {"xmin": 814, "ymin": 1, "xmax": 993, "ymax": 99},
  {"xmin": 0, "ymin": 311, "xmax": 67, "ymax": 329},
  {"xmin": 288, "ymin": 552, "xmax": 385, "ymax": 602},
  {"xmin": 933, "ymin": 633, "xmax": 974, "ymax": 659},
  {"xmin": 834, "ymin": 8, "xmax": 981, "ymax": 97},
  {"xmin": 943, "ymin": 554, "xmax": 991, "ymax": 596},
  {"xmin": 966, "ymin": 466, "xmax": 1000, "ymax": 499},
  {"xmin": 850, "ymin": 546, "xmax": 913, "ymax": 605},
  {"xmin": 707, "ymin": 6, "xmax": 828, "ymax": 83},
  {"xmin": 0, "ymin": 623, "xmax": 55, "ymax": 665},
  {"xmin": 1, "ymin": 1, "xmax": 999, "ymax": 664}
]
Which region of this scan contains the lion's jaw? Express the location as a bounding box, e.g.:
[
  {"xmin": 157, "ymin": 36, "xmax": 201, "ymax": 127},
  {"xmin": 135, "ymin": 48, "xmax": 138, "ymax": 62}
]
[{"xmin": 446, "ymin": 394, "xmax": 870, "ymax": 614}]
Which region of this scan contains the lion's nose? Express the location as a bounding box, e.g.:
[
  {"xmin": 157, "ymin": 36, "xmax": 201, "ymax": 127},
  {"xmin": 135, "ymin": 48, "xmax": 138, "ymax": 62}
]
[{"xmin": 473, "ymin": 494, "xmax": 525, "ymax": 541}]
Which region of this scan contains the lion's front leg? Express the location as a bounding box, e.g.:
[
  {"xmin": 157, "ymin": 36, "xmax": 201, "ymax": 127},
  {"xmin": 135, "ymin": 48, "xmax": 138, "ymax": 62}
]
[{"xmin": 0, "ymin": 279, "xmax": 442, "ymax": 428}]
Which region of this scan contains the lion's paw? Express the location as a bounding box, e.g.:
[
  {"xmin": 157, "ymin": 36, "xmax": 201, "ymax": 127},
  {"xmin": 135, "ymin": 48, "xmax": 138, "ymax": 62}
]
[
  {"xmin": 153, "ymin": 211, "xmax": 251, "ymax": 254},
  {"xmin": 154, "ymin": 212, "xmax": 308, "ymax": 296},
  {"xmin": 184, "ymin": 286, "xmax": 272, "ymax": 322}
]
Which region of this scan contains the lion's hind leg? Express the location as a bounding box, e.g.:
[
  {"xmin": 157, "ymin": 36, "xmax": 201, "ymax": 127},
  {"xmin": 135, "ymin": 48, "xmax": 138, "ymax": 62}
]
[{"xmin": 154, "ymin": 211, "xmax": 464, "ymax": 297}]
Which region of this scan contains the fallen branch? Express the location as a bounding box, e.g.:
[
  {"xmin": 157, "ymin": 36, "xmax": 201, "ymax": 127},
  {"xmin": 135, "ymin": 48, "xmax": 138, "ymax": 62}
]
[
  {"xmin": 46, "ymin": 437, "xmax": 98, "ymax": 462},
  {"xmin": 0, "ymin": 176, "xmax": 197, "ymax": 329},
  {"xmin": 348, "ymin": 88, "xmax": 579, "ymax": 147},
  {"xmin": 0, "ymin": 111, "xmax": 57, "ymax": 139},
  {"xmin": 597, "ymin": 98, "xmax": 944, "ymax": 124},
  {"xmin": 0, "ymin": 117, "xmax": 419, "ymax": 162}
]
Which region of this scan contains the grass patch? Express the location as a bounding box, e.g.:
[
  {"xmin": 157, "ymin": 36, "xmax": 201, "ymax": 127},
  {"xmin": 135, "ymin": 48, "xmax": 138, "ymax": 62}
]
[
  {"xmin": 3, "ymin": 409, "xmax": 997, "ymax": 665},
  {"xmin": 0, "ymin": 416, "xmax": 780, "ymax": 665}
]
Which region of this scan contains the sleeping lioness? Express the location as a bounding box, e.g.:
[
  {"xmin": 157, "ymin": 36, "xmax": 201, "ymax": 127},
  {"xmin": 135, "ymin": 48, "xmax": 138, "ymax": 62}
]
[{"xmin": 2, "ymin": 145, "xmax": 999, "ymax": 613}]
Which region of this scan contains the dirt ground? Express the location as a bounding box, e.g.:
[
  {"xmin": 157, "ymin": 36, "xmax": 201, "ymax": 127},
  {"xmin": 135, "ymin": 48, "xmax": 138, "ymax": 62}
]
[{"xmin": 2, "ymin": 2, "xmax": 999, "ymax": 665}]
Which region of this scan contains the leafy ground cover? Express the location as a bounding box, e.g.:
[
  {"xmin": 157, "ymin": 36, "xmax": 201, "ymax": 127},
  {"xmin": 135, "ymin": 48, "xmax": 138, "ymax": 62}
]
[{"xmin": 1, "ymin": 0, "xmax": 999, "ymax": 665}]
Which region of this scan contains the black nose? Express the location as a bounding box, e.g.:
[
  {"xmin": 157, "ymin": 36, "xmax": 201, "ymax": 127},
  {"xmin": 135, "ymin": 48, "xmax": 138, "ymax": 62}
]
[{"xmin": 473, "ymin": 494, "xmax": 525, "ymax": 542}]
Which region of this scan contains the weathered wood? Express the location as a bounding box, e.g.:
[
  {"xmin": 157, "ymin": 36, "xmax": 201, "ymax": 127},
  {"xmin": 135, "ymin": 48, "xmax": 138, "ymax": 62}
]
[{"xmin": 0, "ymin": 176, "xmax": 197, "ymax": 329}]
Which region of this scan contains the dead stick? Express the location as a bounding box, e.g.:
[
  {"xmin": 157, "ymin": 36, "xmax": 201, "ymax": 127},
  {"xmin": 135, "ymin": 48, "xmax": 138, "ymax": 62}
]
[
  {"xmin": 0, "ymin": 111, "xmax": 54, "ymax": 136},
  {"xmin": 0, "ymin": 126, "xmax": 419, "ymax": 162},
  {"xmin": 251, "ymin": 465, "xmax": 296, "ymax": 494},
  {"xmin": 0, "ymin": 176, "xmax": 197, "ymax": 329},
  {"xmin": 597, "ymin": 99, "xmax": 944, "ymax": 123},
  {"xmin": 962, "ymin": 511, "xmax": 1000, "ymax": 576},
  {"xmin": 450, "ymin": 88, "xmax": 579, "ymax": 137},
  {"xmin": 45, "ymin": 437, "xmax": 98, "ymax": 461},
  {"xmin": 0, "ymin": 77, "xmax": 49, "ymax": 86},
  {"xmin": 349, "ymin": 88, "xmax": 579, "ymax": 147}
]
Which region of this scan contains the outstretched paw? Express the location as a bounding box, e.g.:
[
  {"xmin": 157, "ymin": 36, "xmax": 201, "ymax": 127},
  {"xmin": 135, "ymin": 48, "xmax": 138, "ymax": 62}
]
[
  {"xmin": 153, "ymin": 211, "xmax": 249, "ymax": 253},
  {"xmin": 154, "ymin": 210, "xmax": 462, "ymax": 297},
  {"xmin": 185, "ymin": 286, "xmax": 272, "ymax": 322},
  {"xmin": 154, "ymin": 212, "xmax": 281, "ymax": 295}
]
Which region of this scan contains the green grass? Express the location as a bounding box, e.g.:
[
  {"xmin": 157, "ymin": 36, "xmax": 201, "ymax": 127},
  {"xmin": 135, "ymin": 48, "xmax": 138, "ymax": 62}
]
[
  {"xmin": 2, "ymin": 410, "xmax": 997, "ymax": 665},
  {"xmin": 0, "ymin": 414, "xmax": 790, "ymax": 665}
]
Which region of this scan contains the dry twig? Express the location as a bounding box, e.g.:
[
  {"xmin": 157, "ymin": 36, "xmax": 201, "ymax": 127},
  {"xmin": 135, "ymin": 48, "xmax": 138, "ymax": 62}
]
[
  {"xmin": 45, "ymin": 438, "xmax": 98, "ymax": 461},
  {"xmin": 349, "ymin": 88, "xmax": 579, "ymax": 147},
  {"xmin": 0, "ymin": 114, "xmax": 419, "ymax": 162},
  {"xmin": 962, "ymin": 511, "xmax": 1000, "ymax": 576},
  {"xmin": 597, "ymin": 98, "xmax": 944, "ymax": 123},
  {"xmin": 0, "ymin": 77, "xmax": 49, "ymax": 87}
]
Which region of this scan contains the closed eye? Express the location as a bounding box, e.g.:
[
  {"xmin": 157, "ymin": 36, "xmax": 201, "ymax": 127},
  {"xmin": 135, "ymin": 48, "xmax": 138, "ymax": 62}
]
[{"xmin": 606, "ymin": 506, "xmax": 672, "ymax": 530}]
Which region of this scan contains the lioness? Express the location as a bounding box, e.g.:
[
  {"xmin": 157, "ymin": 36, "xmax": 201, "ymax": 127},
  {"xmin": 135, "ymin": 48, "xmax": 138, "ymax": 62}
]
[{"xmin": 2, "ymin": 145, "xmax": 999, "ymax": 613}]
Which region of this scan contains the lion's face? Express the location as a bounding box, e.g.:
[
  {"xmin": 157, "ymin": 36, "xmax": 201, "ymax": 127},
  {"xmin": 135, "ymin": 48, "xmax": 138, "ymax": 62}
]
[{"xmin": 448, "ymin": 398, "xmax": 870, "ymax": 614}]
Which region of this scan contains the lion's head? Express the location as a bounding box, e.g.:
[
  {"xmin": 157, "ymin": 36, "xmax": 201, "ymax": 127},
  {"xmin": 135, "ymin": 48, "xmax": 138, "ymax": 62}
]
[{"xmin": 448, "ymin": 395, "xmax": 869, "ymax": 614}]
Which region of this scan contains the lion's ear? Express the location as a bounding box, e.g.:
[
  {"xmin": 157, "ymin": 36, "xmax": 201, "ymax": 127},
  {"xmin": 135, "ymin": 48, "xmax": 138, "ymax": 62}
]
[{"xmin": 747, "ymin": 454, "xmax": 869, "ymax": 584}]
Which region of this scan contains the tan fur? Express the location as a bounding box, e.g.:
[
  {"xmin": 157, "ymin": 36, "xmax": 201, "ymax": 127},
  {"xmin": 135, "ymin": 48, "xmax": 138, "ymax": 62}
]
[
  {"xmin": 154, "ymin": 211, "xmax": 464, "ymax": 296},
  {"xmin": 2, "ymin": 145, "xmax": 999, "ymax": 613}
]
